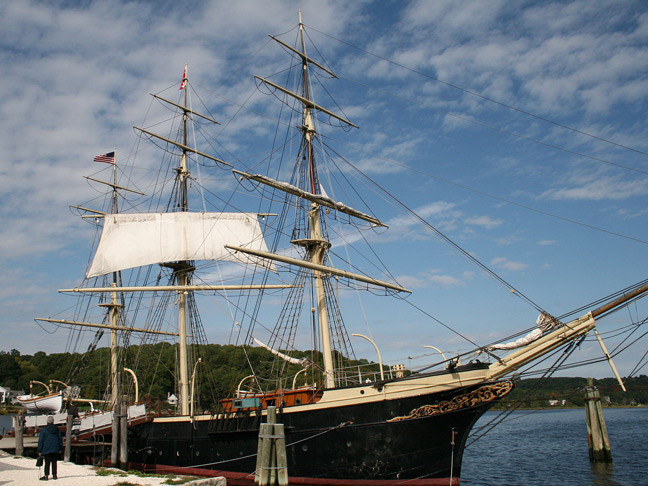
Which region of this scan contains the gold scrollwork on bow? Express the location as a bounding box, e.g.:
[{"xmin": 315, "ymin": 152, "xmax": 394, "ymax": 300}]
[{"xmin": 387, "ymin": 380, "xmax": 514, "ymax": 422}]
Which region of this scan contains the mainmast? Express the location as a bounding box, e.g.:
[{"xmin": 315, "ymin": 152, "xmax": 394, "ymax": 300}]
[
  {"xmin": 175, "ymin": 65, "xmax": 192, "ymax": 415},
  {"xmin": 40, "ymin": 67, "xmax": 281, "ymax": 419},
  {"xmin": 133, "ymin": 66, "xmax": 200, "ymax": 415}
]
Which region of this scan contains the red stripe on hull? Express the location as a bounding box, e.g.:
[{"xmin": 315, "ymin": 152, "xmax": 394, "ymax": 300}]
[{"xmin": 145, "ymin": 463, "xmax": 460, "ymax": 485}]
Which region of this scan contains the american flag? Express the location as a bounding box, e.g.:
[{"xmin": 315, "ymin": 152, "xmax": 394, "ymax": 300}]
[{"xmin": 93, "ymin": 151, "xmax": 115, "ymax": 164}]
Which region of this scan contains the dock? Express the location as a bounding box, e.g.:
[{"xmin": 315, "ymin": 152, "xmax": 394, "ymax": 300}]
[
  {"xmin": 0, "ymin": 435, "xmax": 38, "ymax": 450},
  {"xmin": 0, "ymin": 450, "xmax": 225, "ymax": 485}
]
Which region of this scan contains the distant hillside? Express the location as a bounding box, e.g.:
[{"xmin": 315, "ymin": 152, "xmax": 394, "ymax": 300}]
[{"xmin": 494, "ymin": 375, "xmax": 648, "ymax": 409}]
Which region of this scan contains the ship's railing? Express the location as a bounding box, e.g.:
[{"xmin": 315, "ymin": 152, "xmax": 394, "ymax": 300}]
[{"xmin": 334, "ymin": 362, "xmax": 410, "ymax": 387}]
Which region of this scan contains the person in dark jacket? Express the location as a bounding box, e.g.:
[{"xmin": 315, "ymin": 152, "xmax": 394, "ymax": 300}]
[{"xmin": 37, "ymin": 415, "xmax": 63, "ymax": 480}]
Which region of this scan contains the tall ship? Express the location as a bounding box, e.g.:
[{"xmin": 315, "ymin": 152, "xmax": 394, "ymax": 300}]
[{"xmin": 30, "ymin": 14, "xmax": 648, "ymax": 486}]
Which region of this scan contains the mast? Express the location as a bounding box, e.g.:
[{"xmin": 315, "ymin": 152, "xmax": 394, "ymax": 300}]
[
  {"xmin": 177, "ymin": 64, "xmax": 191, "ymax": 415},
  {"xmin": 298, "ymin": 12, "xmax": 335, "ymax": 388},
  {"xmin": 102, "ymin": 283, "xmax": 123, "ymax": 409},
  {"xmin": 101, "ymin": 154, "xmax": 123, "ymax": 410},
  {"xmin": 250, "ymin": 14, "xmax": 408, "ymax": 389}
]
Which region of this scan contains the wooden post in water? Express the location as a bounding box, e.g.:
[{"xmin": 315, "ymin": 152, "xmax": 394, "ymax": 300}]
[
  {"xmin": 14, "ymin": 411, "xmax": 24, "ymax": 456},
  {"xmin": 584, "ymin": 377, "xmax": 612, "ymax": 462},
  {"xmin": 255, "ymin": 406, "xmax": 288, "ymax": 486}
]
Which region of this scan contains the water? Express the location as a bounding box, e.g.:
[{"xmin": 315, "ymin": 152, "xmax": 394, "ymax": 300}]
[
  {"xmin": 462, "ymin": 408, "xmax": 648, "ymax": 486},
  {"xmin": 0, "ymin": 414, "xmax": 14, "ymax": 435}
]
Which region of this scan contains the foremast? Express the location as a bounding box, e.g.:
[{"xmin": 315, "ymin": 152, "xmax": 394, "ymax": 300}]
[
  {"xmin": 234, "ymin": 14, "xmax": 410, "ymax": 390},
  {"xmin": 299, "ymin": 14, "xmax": 336, "ymax": 389}
]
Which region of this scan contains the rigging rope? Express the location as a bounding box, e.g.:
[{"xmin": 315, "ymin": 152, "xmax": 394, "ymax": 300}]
[
  {"xmin": 467, "ymin": 336, "xmax": 584, "ymax": 448},
  {"xmin": 325, "ymin": 141, "xmax": 545, "ymax": 312},
  {"xmin": 307, "ymin": 25, "xmax": 648, "ymax": 162},
  {"xmin": 324, "ymin": 134, "xmax": 648, "ymax": 247}
]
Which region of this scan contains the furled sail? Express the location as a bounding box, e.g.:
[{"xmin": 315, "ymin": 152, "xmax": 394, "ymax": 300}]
[
  {"xmin": 253, "ymin": 338, "xmax": 311, "ymax": 367},
  {"xmin": 87, "ymin": 212, "xmax": 270, "ymax": 278},
  {"xmin": 233, "ymin": 170, "xmax": 385, "ymax": 227},
  {"xmin": 488, "ymin": 312, "xmax": 560, "ymax": 351}
]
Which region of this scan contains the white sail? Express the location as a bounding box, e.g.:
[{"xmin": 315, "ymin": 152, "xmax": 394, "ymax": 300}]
[{"xmin": 87, "ymin": 212, "xmax": 270, "ymax": 278}]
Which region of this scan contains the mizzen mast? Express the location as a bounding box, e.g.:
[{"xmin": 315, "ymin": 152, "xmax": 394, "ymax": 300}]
[
  {"xmin": 87, "ymin": 152, "xmax": 124, "ymax": 410},
  {"xmin": 106, "ymin": 156, "xmax": 123, "ymax": 410}
]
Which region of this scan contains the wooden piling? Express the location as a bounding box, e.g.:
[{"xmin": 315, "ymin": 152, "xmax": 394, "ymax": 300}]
[
  {"xmin": 256, "ymin": 422, "xmax": 273, "ymax": 486},
  {"xmin": 111, "ymin": 401, "xmax": 120, "ymax": 466},
  {"xmin": 64, "ymin": 414, "xmax": 73, "ymax": 462},
  {"xmin": 119, "ymin": 408, "xmax": 128, "ymax": 467},
  {"xmin": 275, "ymin": 422, "xmax": 288, "ymax": 486},
  {"xmin": 13, "ymin": 411, "xmax": 24, "ymax": 457},
  {"xmin": 584, "ymin": 377, "xmax": 612, "ymax": 462},
  {"xmin": 255, "ymin": 406, "xmax": 288, "ymax": 486}
]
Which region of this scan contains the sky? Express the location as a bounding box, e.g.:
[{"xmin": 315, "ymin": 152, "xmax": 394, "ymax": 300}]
[{"xmin": 2, "ymin": 0, "xmax": 648, "ymax": 380}]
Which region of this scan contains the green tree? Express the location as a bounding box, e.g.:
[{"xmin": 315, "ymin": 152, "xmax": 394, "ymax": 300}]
[{"xmin": 0, "ymin": 351, "xmax": 21, "ymax": 388}]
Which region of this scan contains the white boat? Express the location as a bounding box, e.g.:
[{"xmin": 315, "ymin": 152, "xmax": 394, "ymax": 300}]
[{"xmin": 16, "ymin": 392, "xmax": 63, "ymax": 414}]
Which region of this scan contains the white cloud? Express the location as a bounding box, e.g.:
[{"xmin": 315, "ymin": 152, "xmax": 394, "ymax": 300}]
[
  {"xmin": 464, "ymin": 215, "xmax": 503, "ymax": 229},
  {"xmin": 541, "ymin": 174, "xmax": 648, "ymax": 201},
  {"xmin": 490, "ymin": 257, "xmax": 527, "ymax": 272},
  {"xmin": 396, "ymin": 269, "xmax": 473, "ymax": 289}
]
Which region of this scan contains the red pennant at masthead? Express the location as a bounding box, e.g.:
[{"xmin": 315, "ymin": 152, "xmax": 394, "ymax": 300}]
[{"xmin": 179, "ymin": 64, "xmax": 187, "ymax": 90}]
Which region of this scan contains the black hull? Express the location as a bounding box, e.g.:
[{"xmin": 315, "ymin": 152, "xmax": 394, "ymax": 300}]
[{"xmin": 127, "ymin": 380, "xmax": 513, "ymax": 485}]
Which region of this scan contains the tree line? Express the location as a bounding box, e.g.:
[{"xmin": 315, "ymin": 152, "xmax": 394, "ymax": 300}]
[
  {"xmin": 495, "ymin": 375, "xmax": 648, "ymax": 409},
  {"xmin": 0, "ymin": 344, "xmax": 375, "ymax": 411},
  {"xmin": 2, "ymin": 347, "xmax": 647, "ymax": 410}
]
